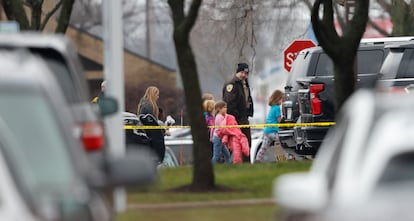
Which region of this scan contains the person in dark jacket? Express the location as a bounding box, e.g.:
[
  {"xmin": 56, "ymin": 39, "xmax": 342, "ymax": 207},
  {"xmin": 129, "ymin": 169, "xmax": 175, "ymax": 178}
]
[
  {"xmin": 137, "ymin": 86, "xmax": 166, "ymax": 163},
  {"xmin": 222, "ymin": 63, "xmax": 254, "ymax": 162}
]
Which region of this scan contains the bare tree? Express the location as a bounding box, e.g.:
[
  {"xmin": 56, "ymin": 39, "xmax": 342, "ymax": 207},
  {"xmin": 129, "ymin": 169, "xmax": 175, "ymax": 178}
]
[
  {"xmin": 333, "ymin": 0, "xmax": 414, "ymax": 37},
  {"xmin": 70, "ymin": 1, "xmax": 308, "ymax": 99},
  {"xmin": 163, "ymin": 0, "xmax": 307, "ymax": 190},
  {"xmin": 1, "ymin": 0, "xmax": 75, "ymax": 33},
  {"xmin": 167, "ymin": 0, "xmax": 215, "ymax": 191},
  {"xmin": 190, "ymin": 0, "xmax": 308, "ymax": 100},
  {"xmin": 311, "ymin": 0, "xmax": 369, "ymax": 112},
  {"xmin": 381, "ymin": 0, "xmax": 414, "ymax": 36}
]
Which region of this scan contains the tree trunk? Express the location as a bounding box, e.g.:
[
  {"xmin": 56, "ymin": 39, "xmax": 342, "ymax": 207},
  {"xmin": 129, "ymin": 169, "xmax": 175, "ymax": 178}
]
[
  {"xmin": 390, "ymin": 0, "xmax": 414, "ymax": 36},
  {"xmin": 1, "ymin": 0, "xmax": 30, "ymax": 30},
  {"xmin": 311, "ymin": 0, "xmax": 369, "ymax": 112},
  {"xmin": 29, "ymin": 0, "xmax": 42, "ymax": 30},
  {"xmin": 0, "ymin": 0, "xmax": 74, "ymax": 33},
  {"xmin": 334, "ymin": 58, "xmax": 356, "ymax": 110},
  {"xmin": 56, "ymin": 0, "xmax": 75, "ymax": 33},
  {"xmin": 168, "ymin": 0, "xmax": 215, "ymax": 191}
]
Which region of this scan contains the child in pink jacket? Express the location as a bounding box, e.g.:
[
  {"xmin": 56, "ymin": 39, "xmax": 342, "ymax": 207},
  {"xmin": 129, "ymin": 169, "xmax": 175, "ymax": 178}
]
[
  {"xmin": 212, "ymin": 101, "xmax": 232, "ymax": 164},
  {"xmin": 216, "ymin": 101, "xmax": 249, "ymax": 164}
]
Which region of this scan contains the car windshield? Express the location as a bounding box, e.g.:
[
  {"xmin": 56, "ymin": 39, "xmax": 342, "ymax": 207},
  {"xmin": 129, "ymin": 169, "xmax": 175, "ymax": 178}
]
[
  {"xmin": 315, "ymin": 50, "xmax": 384, "ymax": 77},
  {"xmin": 287, "ymin": 51, "xmax": 312, "ymax": 89},
  {"xmin": 0, "ymin": 90, "xmax": 77, "ymax": 195},
  {"xmin": 32, "ymin": 49, "xmax": 81, "ymax": 104}
]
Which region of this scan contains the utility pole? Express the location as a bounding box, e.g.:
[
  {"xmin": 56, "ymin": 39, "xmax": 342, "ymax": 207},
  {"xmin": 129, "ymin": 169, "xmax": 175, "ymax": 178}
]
[
  {"xmin": 146, "ymin": 0, "xmax": 152, "ymax": 59},
  {"xmin": 102, "ymin": 0, "xmax": 126, "ymax": 212}
]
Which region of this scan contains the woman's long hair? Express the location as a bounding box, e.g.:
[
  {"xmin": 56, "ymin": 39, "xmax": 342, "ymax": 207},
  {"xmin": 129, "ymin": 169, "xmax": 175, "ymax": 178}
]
[
  {"xmin": 268, "ymin": 90, "xmax": 283, "ymax": 106},
  {"xmin": 137, "ymin": 86, "xmax": 159, "ymax": 118}
]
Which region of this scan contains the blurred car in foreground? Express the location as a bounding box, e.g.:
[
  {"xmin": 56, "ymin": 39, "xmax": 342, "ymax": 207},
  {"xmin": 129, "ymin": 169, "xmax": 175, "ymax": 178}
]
[
  {"xmin": 123, "ymin": 112, "xmax": 179, "ymax": 167},
  {"xmin": 0, "ymin": 33, "xmax": 117, "ymax": 168},
  {"xmin": 0, "ymin": 50, "xmax": 157, "ymax": 220},
  {"xmin": 274, "ymin": 89, "xmax": 414, "ymax": 220},
  {"xmin": 307, "ymin": 182, "xmax": 414, "ymax": 221}
]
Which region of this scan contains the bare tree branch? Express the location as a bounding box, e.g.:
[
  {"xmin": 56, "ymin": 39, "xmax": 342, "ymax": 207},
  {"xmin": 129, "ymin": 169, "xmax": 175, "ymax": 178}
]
[
  {"xmin": 301, "ymin": 0, "xmax": 313, "ymax": 11},
  {"xmin": 368, "ymin": 18, "xmax": 391, "ymax": 37},
  {"xmin": 55, "ymin": 0, "xmax": 75, "ymax": 33},
  {"xmin": 345, "ymin": 0, "xmax": 369, "ymax": 45},
  {"xmin": 1, "ymin": 0, "xmax": 30, "ymax": 30},
  {"xmin": 181, "ymin": 0, "xmax": 202, "ymax": 35},
  {"xmin": 334, "ymin": 2, "xmax": 346, "ymax": 31},
  {"xmin": 27, "ymin": 0, "xmax": 42, "ymax": 29},
  {"xmin": 311, "ymin": 0, "xmax": 340, "ymax": 55},
  {"xmin": 40, "ymin": 0, "xmax": 63, "ymax": 30},
  {"xmin": 376, "ymin": 0, "xmax": 391, "ymax": 12}
]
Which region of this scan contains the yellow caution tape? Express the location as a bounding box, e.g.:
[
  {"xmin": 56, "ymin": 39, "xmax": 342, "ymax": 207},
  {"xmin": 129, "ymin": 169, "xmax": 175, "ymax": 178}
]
[
  {"xmin": 124, "ymin": 122, "xmax": 336, "ymax": 130},
  {"xmin": 124, "ymin": 125, "xmax": 191, "ymax": 129}
]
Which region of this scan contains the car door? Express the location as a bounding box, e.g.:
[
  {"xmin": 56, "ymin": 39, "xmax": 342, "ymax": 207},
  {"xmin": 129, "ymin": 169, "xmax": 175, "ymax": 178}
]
[{"xmin": 0, "ymin": 126, "xmax": 39, "ymax": 221}]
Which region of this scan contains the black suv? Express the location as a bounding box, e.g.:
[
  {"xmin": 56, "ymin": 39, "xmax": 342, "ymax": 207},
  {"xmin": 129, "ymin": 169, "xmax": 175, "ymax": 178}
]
[{"xmin": 282, "ymin": 37, "xmax": 414, "ymax": 156}]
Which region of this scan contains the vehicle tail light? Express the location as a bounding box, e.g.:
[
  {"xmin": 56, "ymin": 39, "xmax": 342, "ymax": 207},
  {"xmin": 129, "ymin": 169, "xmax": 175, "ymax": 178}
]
[
  {"xmin": 310, "ymin": 83, "xmax": 324, "ymax": 115},
  {"xmin": 389, "ymin": 86, "xmax": 406, "ymax": 94},
  {"xmin": 81, "ymin": 122, "xmax": 104, "ymax": 152}
]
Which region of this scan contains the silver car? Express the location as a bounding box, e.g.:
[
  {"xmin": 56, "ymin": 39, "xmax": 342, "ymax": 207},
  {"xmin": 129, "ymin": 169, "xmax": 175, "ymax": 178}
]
[
  {"xmin": 0, "ymin": 33, "xmax": 113, "ymax": 166},
  {"xmin": 274, "ymin": 89, "xmax": 414, "ymax": 221},
  {"xmin": 0, "ymin": 49, "xmax": 156, "ymax": 220}
]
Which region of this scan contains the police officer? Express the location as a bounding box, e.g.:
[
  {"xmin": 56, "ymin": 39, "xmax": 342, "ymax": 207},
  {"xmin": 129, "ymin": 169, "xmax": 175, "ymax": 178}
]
[{"xmin": 222, "ymin": 63, "xmax": 254, "ymax": 162}]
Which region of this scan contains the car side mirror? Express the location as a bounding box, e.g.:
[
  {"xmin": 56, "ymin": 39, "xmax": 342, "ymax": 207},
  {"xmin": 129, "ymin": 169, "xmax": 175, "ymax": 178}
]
[
  {"xmin": 106, "ymin": 149, "xmax": 158, "ymax": 187},
  {"xmin": 98, "ymin": 95, "xmax": 118, "ymax": 116},
  {"xmin": 273, "ymin": 172, "xmax": 328, "ymax": 213}
]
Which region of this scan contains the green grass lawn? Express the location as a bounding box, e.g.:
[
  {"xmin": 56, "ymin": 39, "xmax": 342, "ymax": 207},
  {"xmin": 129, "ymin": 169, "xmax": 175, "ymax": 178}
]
[{"xmin": 117, "ymin": 161, "xmax": 312, "ymax": 221}]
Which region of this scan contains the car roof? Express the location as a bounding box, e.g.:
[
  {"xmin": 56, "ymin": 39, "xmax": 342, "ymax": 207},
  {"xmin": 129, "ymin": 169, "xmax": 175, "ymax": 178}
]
[
  {"xmin": 383, "ymin": 41, "xmax": 414, "ymax": 49},
  {"xmin": 360, "ymin": 36, "xmax": 414, "ymax": 44},
  {"xmin": 0, "ymin": 32, "xmax": 90, "ymax": 102},
  {"xmin": 0, "ymin": 49, "xmax": 60, "ymax": 89},
  {"xmin": 298, "ymin": 36, "xmax": 414, "ymax": 55},
  {"xmin": 0, "ymin": 32, "xmax": 77, "ymax": 60}
]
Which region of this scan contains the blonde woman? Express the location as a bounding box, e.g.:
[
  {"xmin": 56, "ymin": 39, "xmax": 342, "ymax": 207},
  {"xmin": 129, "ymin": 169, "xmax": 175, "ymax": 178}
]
[
  {"xmin": 137, "ymin": 86, "xmax": 168, "ymax": 163},
  {"xmin": 137, "ymin": 86, "xmax": 160, "ymax": 118}
]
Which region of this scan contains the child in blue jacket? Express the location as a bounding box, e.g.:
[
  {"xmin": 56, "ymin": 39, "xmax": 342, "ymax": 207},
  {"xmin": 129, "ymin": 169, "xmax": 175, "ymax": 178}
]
[{"xmin": 256, "ymin": 90, "xmax": 283, "ymax": 162}]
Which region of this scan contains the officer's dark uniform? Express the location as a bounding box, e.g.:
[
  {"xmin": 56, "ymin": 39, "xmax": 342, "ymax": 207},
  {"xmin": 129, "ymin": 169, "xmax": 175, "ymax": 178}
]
[{"xmin": 222, "ymin": 68, "xmax": 254, "ymax": 162}]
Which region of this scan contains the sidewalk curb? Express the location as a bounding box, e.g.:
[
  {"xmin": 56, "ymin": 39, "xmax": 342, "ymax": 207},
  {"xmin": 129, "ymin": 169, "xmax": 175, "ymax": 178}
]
[{"xmin": 128, "ymin": 198, "xmax": 274, "ymax": 210}]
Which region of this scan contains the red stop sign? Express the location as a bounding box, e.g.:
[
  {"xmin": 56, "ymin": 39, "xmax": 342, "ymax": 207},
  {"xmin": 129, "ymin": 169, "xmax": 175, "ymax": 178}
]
[{"xmin": 283, "ymin": 40, "xmax": 316, "ymax": 72}]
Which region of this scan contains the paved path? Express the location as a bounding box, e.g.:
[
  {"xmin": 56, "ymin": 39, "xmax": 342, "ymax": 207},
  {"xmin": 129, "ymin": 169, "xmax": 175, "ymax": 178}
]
[{"xmin": 128, "ymin": 198, "xmax": 274, "ymax": 210}]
